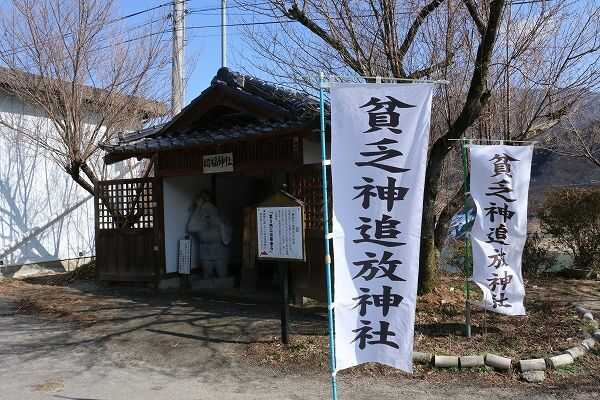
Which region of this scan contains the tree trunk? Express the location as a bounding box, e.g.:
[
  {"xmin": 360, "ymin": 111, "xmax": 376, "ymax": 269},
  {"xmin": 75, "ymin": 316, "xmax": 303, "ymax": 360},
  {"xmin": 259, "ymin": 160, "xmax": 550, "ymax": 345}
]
[
  {"xmin": 418, "ymin": 224, "xmax": 438, "ymax": 295},
  {"xmin": 433, "ymin": 185, "xmax": 464, "ymax": 251},
  {"xmin": 66, "ymin": 162, "xmax": 95, "ymax": 196},
  {"xmin": 418, "ymin": 138, "xmax": 448, "ymax": 294},
  {"xmin": 418, "ymin": 0, "xmax": 505, "ymax": 294}
]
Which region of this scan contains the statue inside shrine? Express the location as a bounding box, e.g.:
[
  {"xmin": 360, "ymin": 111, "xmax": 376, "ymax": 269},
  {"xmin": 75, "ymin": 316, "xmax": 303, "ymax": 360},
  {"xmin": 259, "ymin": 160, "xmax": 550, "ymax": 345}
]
[{"xmin": 185, "ymin": 191, "xmax": 232, "ymax": 279}]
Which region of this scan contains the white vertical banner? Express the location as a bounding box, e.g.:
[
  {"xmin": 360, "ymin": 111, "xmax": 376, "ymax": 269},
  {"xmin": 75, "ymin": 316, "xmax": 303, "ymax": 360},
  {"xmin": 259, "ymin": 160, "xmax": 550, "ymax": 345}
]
[
  {"xmin": 331, "ymin": 83, "xmax": 434, "ymax": 373},
  {"xmin": 469, "ymin": 144, "xmax": 533, "ymax": 316}
]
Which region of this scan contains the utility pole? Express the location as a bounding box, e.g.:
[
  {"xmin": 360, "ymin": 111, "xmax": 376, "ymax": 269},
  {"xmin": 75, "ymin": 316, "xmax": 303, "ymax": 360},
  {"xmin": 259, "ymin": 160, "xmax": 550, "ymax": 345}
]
[
  {"xmin": 171, "ymin": 0, "xmax": 185, "ymax": 115},
  {"xmin": 221, "ymin": 0, "xmax": 227, "ymax": 68}
]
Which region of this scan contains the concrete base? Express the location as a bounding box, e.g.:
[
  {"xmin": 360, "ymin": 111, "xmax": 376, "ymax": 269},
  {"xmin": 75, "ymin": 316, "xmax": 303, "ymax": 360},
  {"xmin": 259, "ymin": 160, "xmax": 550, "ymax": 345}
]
[
  {"xmin": 583, "ymin": 312, "xmax": 594, "ymax": 321},
  {"xmin": 565, "ymin": 346, "xmax": 587, "ymax": 359},
  {"xmin": 519, "ymin": 358, "xmax": 546, "ymax": 372},
  {"xmin": 158, "ymin": 276, "xmax": 181, "ymax": 290},
  {"xmin": 191, "ymin": 277, "xmax": 235, "ymax": 290},
  {"xmin": 412, "ymin": 352, "xmax": 432, "ymax": 365},
  {"xmin": 485, "ymin": 353, "xmax": 512, "ymax": 370},
  {"xmin": 522, "ymin": 370, "xmax": 545, "ymax": 383},
  {"xmin": 434, "ymin": 355, "xmax": 459, "ymax": 368},
  {"xmin": 1, "ymin": 257, "xmax": 93, "ymax": 279},
  {"xmin": 582, "ymin": 338, "xmax": 596, "ymax": 350},
  {"xmin": 549, "ymin": 353, "xmax": 574, "ymax": 369},
  {"xmin": 576, "ymin": 305, "xmax": 591, "ymax": 316},
  {"xmin": 460, "ymin": 355, "xmax": 485, "ymax": 368}
]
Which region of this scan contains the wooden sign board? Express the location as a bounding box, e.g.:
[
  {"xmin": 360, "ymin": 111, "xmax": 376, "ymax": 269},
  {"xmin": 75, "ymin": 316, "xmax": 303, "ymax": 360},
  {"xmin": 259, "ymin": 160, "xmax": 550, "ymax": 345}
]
[
  {"xmin": 256, "ymin": 190, "xmax": 306, "ymax": 262},
  {"xmin": 203, "ymin": 153, "xmax": 233, "ymax": 173}
]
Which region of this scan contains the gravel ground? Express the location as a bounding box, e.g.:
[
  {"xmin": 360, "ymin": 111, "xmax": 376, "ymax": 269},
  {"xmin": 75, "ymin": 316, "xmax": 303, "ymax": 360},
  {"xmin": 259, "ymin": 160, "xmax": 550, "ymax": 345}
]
[{"xmin": 0, "ymin": 279, "xmax": 598, "ymax": 400}]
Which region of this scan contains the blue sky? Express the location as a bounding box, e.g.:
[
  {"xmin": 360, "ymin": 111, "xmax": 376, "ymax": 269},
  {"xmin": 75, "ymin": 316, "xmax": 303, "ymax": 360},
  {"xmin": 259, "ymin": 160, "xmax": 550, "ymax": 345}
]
[{"xmin": 119, "ymin": 0, "xmax": 261, "ymax": 105}]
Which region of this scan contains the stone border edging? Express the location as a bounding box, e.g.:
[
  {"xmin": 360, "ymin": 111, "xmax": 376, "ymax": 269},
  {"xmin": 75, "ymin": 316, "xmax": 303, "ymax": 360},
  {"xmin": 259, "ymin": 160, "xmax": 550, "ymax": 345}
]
[{"xmin": 413, "ymin": 304, "xmax": 599, "ymax": 383}]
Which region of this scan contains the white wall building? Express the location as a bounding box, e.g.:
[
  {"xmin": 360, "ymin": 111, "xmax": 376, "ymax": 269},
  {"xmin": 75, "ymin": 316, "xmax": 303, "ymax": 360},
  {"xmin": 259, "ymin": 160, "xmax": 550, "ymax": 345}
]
[{"xmin": 0, "ymin": 89, "xmax": 153, "ymax": 274}]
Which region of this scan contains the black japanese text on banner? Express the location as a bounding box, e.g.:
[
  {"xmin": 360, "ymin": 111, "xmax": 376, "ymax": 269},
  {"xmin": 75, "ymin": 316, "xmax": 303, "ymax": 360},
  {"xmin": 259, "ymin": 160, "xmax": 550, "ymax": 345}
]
[
  {"xmin": 331, "ymin": 84, "xmax": 433, "ymax": 373},
  {"xmin": 469, "ymin": 145, "xmax": 533, "ymax": 315}
]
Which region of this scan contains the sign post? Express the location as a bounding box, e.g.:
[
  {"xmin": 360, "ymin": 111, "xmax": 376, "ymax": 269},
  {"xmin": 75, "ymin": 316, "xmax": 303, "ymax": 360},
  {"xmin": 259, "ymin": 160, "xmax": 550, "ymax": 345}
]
[
  {"xmin": 279, "ymin": 261, "xmax": 289, "ymax": 344},
  {"xmin": 256, "ymin": 190, "xmax": 305, "ymax": 344}
]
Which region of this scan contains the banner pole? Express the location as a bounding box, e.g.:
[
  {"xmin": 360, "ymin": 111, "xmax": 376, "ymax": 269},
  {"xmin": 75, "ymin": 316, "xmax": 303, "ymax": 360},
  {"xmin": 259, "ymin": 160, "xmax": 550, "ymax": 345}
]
[
  {"xmin": 460, "ymin": 138, "xmax": 472, "ymax": 338},
  {"xmin": 319, "ymin": 72, "xmax": 338, "ymax": 400}
]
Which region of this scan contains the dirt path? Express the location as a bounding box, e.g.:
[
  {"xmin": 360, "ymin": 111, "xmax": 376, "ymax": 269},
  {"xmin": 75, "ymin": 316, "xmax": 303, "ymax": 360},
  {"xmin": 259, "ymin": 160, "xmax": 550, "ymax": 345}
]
[
  {"xmin": 0, "ymin": 280, "xmax": 598, "ymax": 399},
  {"xmin": 529, "ymin": 278, "xmax": 600, "ymax": 312}
]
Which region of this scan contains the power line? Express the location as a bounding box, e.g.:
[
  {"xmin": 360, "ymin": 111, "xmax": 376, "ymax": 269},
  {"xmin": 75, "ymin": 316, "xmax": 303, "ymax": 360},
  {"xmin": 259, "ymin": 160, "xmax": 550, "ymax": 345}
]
[
  {"xmin": 107, "ymin": 1, "xmax": 173, "ymax": 24},
  {"xmin": 82, "ymin": 0, "xmax": 572, "ymax": 51},
  {"xmin": 510, "ymin": 0, "xmax": 555, "ymax": 5},
  {"xmin": 186, "ymin": 1, "xmax": 271, "ymax": 13},
  {"xmin": 0, "ymin": 1, "xmax": 189, "ymax": 58},
  {"xmin": 0, "ymin": 0, "xmax": 569, "ymax": 59}
]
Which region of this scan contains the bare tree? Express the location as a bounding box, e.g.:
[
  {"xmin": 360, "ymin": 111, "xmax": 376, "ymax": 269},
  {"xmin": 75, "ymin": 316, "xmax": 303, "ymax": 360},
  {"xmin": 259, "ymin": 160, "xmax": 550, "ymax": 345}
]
[
  {"xmin": 0, "ymin": 0, "xmax": 169, "ymax": 196},
  {"xmin": 544, "ymin": 113, "xmax": 600, "ymax": 170},
  {"xmin": 241, "ymin": 0, "xmax": 600, "ymax": 292}
]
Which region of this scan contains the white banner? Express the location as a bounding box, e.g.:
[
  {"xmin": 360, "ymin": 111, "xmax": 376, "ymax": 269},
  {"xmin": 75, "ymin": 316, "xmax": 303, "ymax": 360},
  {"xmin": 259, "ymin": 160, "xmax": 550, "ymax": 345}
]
[
  {"xmin": 331, "ymin": 83, "xmax": 433, "ymax": 373},
  {"xmin": 469, "ymin": 145, "xmax": 533, "ymax": 316}
]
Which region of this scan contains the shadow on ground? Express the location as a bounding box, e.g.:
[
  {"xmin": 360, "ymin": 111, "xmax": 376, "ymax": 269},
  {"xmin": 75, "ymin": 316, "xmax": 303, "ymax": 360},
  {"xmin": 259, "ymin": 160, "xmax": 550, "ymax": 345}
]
[{"xmin": 0, "ymin": 280, "xmax": 328, "ymax": 381}]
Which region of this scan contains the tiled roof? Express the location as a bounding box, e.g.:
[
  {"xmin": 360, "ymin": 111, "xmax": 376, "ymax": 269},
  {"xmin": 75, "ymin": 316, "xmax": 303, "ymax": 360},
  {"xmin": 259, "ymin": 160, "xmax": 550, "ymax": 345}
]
[
  {"xmin": 101, "ymin": 119, "xmax": 309, "ymax": 154},
  {"xmin": 210, "ymin": 68, "xmax": 320, "ymax": 121},
  {"xmin": 101, "ymin": 68, "xmax": 320, "ymax": 160}
]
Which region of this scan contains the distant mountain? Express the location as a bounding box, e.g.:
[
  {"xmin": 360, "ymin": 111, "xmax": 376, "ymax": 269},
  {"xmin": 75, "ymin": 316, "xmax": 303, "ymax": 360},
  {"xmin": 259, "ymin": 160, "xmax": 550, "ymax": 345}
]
[
  {"xmin": 531, "ymin": 151, "xmax": 599, "ymax": 186},
  {"xmin": 529, "ymin": 93, "xmax": 600, "ymax": 211}
]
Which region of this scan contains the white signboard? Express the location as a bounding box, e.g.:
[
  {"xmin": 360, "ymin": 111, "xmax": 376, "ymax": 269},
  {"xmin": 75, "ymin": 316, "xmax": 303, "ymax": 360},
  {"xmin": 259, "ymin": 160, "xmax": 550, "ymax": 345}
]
[
  {"xmin": 203, "ymin": 153, "xmax": 233, "ymax": 173},
  {"xmin": 256, "ymin": 206, "xmax": 304, "ymax": 261},
  {"xmin": 470, "ymin": 145, "xmax": 533, "ymax": 315},
  {"xmin": 331, "ymin": 83, "xmax": 434, "ymax": 373},
  {"xmin": 177, "ymin": 238, "xmax": 192, "ymax": 275}
]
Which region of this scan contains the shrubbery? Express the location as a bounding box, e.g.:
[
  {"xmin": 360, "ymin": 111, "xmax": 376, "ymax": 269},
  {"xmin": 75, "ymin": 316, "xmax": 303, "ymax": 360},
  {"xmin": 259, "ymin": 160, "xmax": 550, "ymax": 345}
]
[
  {"xmin": 522, "ymin": 231, "xmax": 554, "ymax": 277},
  {"xmin": 540, "ymin": 187, "xmax": 600, "ymax": 278}
]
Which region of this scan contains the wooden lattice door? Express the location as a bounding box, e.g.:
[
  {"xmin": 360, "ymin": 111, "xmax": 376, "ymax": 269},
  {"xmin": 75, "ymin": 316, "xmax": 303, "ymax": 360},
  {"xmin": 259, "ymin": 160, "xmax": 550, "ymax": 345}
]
[
  {"xmin": 95, "ymin": 177, "xmax": 164, "ymax": 282},
  {"xmin": 288, "ymin": 165, "xmax": 331, "ymax": 301}
]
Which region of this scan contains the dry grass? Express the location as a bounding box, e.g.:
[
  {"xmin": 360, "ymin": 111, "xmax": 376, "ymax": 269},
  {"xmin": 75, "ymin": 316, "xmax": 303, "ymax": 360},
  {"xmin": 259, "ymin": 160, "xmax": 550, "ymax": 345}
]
[
  {"xmin": 0, "ymin": 275, "xmax": 102, "ymax": 324},
  {"xmin": 1, "ymin": 272, "xmax": 598, "ymax": 387},
  {"xmin": 243, "ymin": 274, "xmax": 600, "ymax": 387}
]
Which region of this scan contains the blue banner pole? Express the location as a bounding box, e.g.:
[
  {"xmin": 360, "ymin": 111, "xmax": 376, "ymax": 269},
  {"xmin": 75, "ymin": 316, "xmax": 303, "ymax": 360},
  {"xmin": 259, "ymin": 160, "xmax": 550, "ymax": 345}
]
[
  {"xmin": 460, "ymin": 138, "xmax": 472, "ymax": 338},
  {"xmin": 319, "ymin": 72, "xmax": 338, "ymax": 400}
]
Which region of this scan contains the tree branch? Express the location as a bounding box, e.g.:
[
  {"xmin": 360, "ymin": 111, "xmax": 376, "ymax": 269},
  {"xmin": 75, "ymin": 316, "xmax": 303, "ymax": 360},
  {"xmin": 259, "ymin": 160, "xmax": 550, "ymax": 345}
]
[
  {"xmin": 65, "ymin": 162, "xmax": 95, "ymax": 196},
  {"xmin": 397, "ymin": 0, "xmax": 445, "ymax": 65},
  {"xmin": 408, "ymin": 54, "xmax": 455, "ymax": 79},
  {"xmin": 380, "ymin": 0, "xmax": 405, "ymax": 77},
  {"xmin": 463, "ymin": 0, "xmax": 485, "ymax": 36},
  {"xmin": 286, "ymin": 4, "xmax": 365, "ymax": 75},
  {"xmin": 446, "ymin": 0, "xmax": 505, "ymax": 140}
]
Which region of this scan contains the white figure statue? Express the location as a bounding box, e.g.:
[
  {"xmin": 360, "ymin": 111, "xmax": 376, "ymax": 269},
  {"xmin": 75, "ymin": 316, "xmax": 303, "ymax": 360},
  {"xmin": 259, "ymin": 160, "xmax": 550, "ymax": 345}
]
[{"xmin": 186, "ymin": 192, "xmax": 232, "ymax": 279}]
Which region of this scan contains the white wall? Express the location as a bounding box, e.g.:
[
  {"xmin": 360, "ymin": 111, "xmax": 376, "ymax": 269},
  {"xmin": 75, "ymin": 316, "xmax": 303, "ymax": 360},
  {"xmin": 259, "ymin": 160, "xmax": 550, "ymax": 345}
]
[
  {"xmin": 163, "ymin": 175, "xmax": 212, "ymax": 274},
  {"xmin": 0, "ymin": 93, "xmax": 137, "ymax": 268},
  {"xmin": 0, "ymin": 95, "xmax": 96, "ymax": 266}
]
